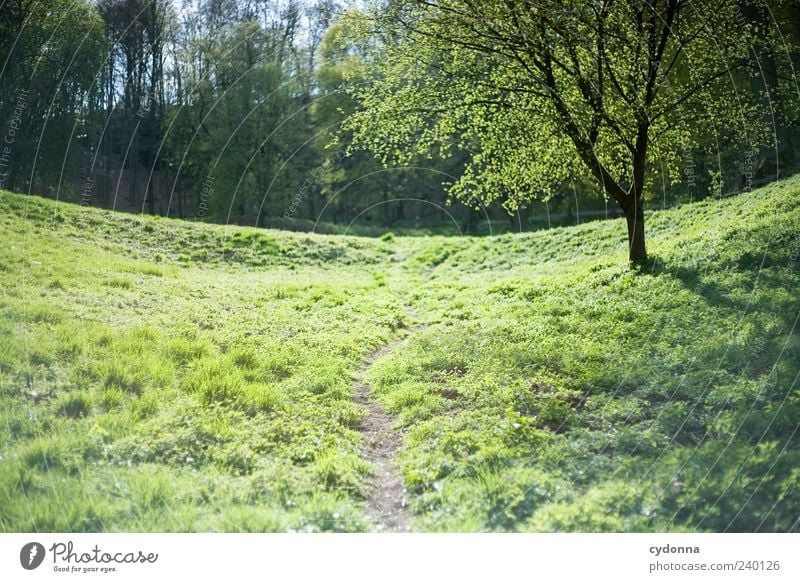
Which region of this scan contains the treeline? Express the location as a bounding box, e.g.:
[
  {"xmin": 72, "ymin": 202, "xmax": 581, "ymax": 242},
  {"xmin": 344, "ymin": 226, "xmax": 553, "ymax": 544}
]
[
  {"xmin": 0, "ymin": 0, "xmax": 798, "ymax": 233},
  {"xmin": 0, "ymin": 0, "xmax": 476, "ymax": 232}
]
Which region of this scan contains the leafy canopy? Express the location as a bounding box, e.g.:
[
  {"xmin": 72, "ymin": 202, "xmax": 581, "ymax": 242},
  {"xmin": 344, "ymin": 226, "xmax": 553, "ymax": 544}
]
[{"xmin": 344, "ymin": 1, "xmax": 769, "ymax": 213}]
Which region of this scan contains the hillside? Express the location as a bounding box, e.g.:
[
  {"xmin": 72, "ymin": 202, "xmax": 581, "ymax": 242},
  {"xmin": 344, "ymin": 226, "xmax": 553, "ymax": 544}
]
[{"xmin": 0, "ymin": 178, "xmax": 798, "ymax": 532}]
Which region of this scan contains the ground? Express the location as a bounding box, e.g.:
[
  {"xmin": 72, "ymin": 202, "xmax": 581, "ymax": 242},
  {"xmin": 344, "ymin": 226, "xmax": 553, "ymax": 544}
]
[{"xmin": 0, "ymin": 177, "xmax": 798, "ymax": 532}]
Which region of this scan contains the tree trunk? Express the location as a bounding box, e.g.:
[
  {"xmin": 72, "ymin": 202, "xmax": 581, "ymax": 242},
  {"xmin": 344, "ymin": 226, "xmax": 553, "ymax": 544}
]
[
  {"xmin": 515, "ymin": 206, "xmax": 530, "ymax": 231},
  {"xmin": 382, "ymin": 188, "xmax": 391, "ymax": 226},
  {"xmin": 147, "ymin": 173, "xmax": 155, "ymax": 214},
  {"xmin": 462, "ymin": 207, "xmax": 479, "ymax": 234},
  {"xmin": 624, "ymin": 200, "xmax": 646, "ymax": 263}
]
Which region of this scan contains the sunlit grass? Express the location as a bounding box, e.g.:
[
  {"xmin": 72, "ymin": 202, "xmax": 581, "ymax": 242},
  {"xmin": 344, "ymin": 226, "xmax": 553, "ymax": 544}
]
[{"xmin": 0, "ymin": 177, "xmax": 798, "ymax": 531}]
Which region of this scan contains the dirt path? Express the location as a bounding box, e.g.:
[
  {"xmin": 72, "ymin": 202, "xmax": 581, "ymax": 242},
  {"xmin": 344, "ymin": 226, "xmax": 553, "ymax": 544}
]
[{"xmin": 354, "ymin": 326, "xmax": 425, "ymax": 532}]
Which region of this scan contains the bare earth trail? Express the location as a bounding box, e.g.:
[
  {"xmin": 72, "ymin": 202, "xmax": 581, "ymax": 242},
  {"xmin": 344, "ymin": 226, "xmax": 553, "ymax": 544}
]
[{"xmin": 354, "ymin": 323, "xmax": 427, "ymax": 532}]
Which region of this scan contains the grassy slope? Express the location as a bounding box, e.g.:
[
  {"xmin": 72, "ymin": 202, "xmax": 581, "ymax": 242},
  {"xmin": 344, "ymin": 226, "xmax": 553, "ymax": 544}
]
[{"xmin": 0, "ymin": 177, "xmax": 798, "ymax": 532}]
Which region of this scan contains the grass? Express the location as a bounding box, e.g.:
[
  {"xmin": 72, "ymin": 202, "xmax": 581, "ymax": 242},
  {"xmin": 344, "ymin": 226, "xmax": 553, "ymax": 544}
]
[{"xmin": 0, "ymin": 176, "xmax": 798, "ymax": 532}]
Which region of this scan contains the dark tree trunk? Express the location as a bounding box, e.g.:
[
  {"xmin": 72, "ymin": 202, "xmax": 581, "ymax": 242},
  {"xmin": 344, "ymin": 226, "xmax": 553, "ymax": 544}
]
[
  {"xmin": 394, "ymin": 199, "xmax": 406, "ymax": 222},
  {"xmin": 624, "ymin": 200, "xmax": 646, "ymax": 264},
  {"xmin": 382, "ymin": 188, "xmax": 391, "ymax": 226},
  {"xmin": 129, "ymin": 137, "xmax": 138, "ymax": 208},
  {"xmin": 462, "ymin": 207, "xmax": 479, "ymax": 234},
  {"xmin": 625, "ymin": 122, "xmax": 649, "ymax": 264},
  {"xmin": 146, "ymin": 172, "xmax": 155, "ymax": 214}
]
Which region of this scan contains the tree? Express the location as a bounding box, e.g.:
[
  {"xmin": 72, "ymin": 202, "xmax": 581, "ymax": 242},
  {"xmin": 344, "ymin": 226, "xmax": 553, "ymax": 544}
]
[
  {"xmin": 317, "ymin": 16, "xmax": 476, "ymax": 230},
  {"xmin": 163, "ymin": 2, "xmax": 309, "ymax": 223},
  {"xmin": 96, "ymin": 0, "xmax": 172, "ymax": 211},
  {"xmin": 344, "ymin": 1, "xmax": 775, "ymax": 262},
  {"xmin": 0, "ymin": 0, "xmax": 105, "ymax": 196}
]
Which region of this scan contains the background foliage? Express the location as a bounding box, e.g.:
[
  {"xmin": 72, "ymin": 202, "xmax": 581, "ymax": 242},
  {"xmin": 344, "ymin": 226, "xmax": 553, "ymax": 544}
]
[{"xmin": 1, "ymin": 0, "xmax": 799, "ymax": 233}]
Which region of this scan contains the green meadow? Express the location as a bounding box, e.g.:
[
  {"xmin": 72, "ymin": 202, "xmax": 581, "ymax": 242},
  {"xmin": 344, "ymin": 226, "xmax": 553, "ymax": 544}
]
[{"xmin": 1, "ymin": 177, "xmax": 798, "ymax": 532}]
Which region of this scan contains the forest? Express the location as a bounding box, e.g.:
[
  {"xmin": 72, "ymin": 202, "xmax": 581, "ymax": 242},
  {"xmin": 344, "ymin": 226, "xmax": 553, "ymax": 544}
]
[{"xmin": 1, "ymin": 0, "xmax": 799, "ymax": 236}]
